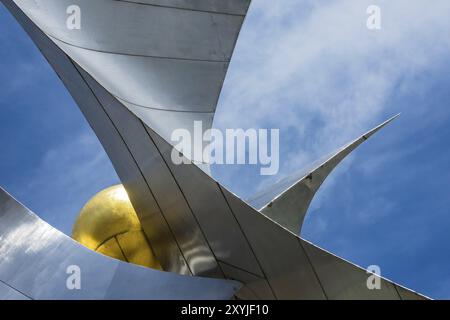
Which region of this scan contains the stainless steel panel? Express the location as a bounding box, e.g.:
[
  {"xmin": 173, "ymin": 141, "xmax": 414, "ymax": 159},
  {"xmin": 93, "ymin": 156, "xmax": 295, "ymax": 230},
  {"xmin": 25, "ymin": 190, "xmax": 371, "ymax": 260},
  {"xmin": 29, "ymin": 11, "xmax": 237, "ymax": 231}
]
[
  {"xmin": 148, "ymin": 126, "xmax": 266, "ymax": 278},
  {"xmin": 121, "ymin": 98, "xmax": 215, "ymax": 165},
  {"xmin": 395, "ymin": 285, "xmax": 429, "ymax": 300},
  {"xmin": 255, "ymin": 182, "xmax": 313, "ymax": 235},
  {"xmin": 218, "ymin": 262, "xmax": 274, "ymax": 300},
  {"xmin": 52, "ymin": 40, "xmax": 228, "ymax": 112},
  {"xmin": 220, "ymin": 187, "xmax": 327, "ymax": 299},
  {"xmin": 1, "ymin": 0, "xmax": 190, "ymax": 275},
  {"xmin": 3, "ymin": 0, "xmax": 429, "ymax": 300},
  {"xmin": 78, "ymin": 65, "xmax": 222, "ymax": 278},
  {"xmin": 0, "ymin": 187, "xmax": 241, "ymax": 300},
  {"xmin": 301, "ymin": 239, "xmax": 403, "ymax": 300},
  {"xmin": 12, "ymin": 0, "xmax": 249, "ymax": 165},
  {"xmin": 115, "ymin": 0, "xmax": 251, "ymax": 15},
  {"xmin": 14, "ymin": 0, "xmax": 245, "ymax": 60}
]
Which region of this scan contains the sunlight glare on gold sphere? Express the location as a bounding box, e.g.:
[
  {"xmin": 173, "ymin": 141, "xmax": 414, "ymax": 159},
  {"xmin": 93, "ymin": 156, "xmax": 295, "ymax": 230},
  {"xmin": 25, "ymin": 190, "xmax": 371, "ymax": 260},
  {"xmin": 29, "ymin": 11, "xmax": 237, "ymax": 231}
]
[{"xmin": 72, "ymin": 184, "xmax": 161, "ymax": 270}]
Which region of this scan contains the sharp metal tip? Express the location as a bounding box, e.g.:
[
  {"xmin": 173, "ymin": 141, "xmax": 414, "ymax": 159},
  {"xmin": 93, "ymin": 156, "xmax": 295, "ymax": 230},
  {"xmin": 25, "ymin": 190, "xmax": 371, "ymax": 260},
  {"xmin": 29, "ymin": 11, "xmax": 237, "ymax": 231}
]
[
  {"xmin": 385, "ymin": 113, "xmax": 401, "ymax": 124},
  {"xmin": 362, "ymin": 113, "xmax": 401, "ymax": 139}
]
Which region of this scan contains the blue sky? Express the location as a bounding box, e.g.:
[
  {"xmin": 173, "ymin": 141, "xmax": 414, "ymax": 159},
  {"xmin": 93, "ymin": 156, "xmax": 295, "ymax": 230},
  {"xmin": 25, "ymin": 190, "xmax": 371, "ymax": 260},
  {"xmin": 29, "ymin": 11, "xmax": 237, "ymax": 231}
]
[{"xmin": 1, "ymin": 0, "xmax": 450, "ymax": 299}]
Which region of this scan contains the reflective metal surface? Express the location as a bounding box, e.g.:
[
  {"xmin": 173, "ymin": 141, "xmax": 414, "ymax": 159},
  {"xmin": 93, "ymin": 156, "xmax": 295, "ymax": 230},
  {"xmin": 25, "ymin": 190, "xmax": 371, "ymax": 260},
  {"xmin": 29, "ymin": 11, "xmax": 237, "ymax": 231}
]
[
  {"xmin": 222, "ymin": 187, "xmax": 428, "ymax": 300},
  {"xmin": 300, "ymin": 239, "xmax": 428, "ymax": 300},
  {"xmin": 247, "ymin": 115, "xmax": 400, "ymax": 234},
  {"xmin": 1, "ymin": 0, "xmax": 429, "ymax": 300},
  {"xmin": 0, "ymin": 187, "xmax": 241, "ymax": 300},
  {"xmin": 106, "ymin": 0, "xmax": 251, "ymax": 15},
  {"xmin": 11, "ymin": 0, "xmax": 250, "ymax": 168},
  {"xmin": 79, "ymin": 65, "xmax": 223, "ymax": 277}
]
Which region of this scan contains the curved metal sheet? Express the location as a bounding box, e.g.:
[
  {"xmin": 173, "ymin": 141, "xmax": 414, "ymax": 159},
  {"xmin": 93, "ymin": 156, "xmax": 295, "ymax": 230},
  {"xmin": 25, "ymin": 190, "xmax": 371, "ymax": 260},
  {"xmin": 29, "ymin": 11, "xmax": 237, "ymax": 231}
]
[
  {"xmin": 14, "ymin": 0, "xmax": 246, "ymax": 59},
  {"xmin": 78, "ymin": 65, "xmax": 223, "ymax": 278},
  {"xmin": 300, "ymin": 239, "xmax": 429, "ymax": 300},
  {"xmin": 2, "ymin": 0, "xmax": 429, "ymax": 300},
  {"xmin": 395, "ymin": 284, "xmax": 428, "ymax": 300},
  {"xmin": 222, "ymin": 187, "xmax": 427, "ymax": 300},
  {"xmin": 247, "ymin": 115, "xmax": 400, "ymax": 234},
  {"xmin": 0, "ymin": 187, "xmax": 241, "ymax": 300},
  {"xmin": 113, "ymin": 0, "xmax": 251, "ymax": 15},
  {"xmin": 51, "ymin": 39, "xmax": 228, "ymax": 113},
  {"xmin": 11, "ymin": 0, "xmax": 250, "ymax": 167},
  {"xmin": 1, "ymin": 0, "xmax": 266, "ymax": 281}
]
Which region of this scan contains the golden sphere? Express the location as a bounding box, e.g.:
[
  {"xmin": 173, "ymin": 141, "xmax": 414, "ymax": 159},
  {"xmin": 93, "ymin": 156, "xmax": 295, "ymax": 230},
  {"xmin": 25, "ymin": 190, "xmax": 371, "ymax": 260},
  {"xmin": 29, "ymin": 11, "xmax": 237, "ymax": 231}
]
[{"xmin": 72, "ymin": 184, "xmax": 161, "ymax": 270}]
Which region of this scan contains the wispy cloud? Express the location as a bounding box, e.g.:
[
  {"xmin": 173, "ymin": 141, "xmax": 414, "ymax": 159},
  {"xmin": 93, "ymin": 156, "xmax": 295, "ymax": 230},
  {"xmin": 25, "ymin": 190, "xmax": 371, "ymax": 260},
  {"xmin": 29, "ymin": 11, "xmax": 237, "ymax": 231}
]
[
  {"xmin": 215, "ymin": 0, "xmax": 450, "ymax": 189},
  {"xmin": 213, "ymin": 0, "xmax": 450, "ymax": 298},
  {"xmin": 1, "ymin": 0, "xmax": 449, "ymax": 298}
]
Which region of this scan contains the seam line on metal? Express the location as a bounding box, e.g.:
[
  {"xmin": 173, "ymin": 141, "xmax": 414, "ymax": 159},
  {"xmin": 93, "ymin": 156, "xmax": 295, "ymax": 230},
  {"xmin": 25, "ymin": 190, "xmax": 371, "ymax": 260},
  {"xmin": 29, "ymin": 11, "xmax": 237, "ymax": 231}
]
[
  {"xmin": 118, "ymin": 97, "xmax": 215, "ymax": 114},
  {"xmin": 216, "ymin": 259, "xmax": 266, "ymax": 280},
  {"xmin": 393, "ymin": 284, "xmax": 403, "ymax": 300},
  {"xmin": 217, "ymin": 184, "xmax": 278, "ymax": 300},
  {"xmin": 298, "ymin": 239, "xmax": 329, "ymax": 300},
  {"xmin": 69, "ymin": 58, "xmax": 193, "ymax": 275},
  {"xmin": 47, "ymin": 33, "xmax": 232, "ymax": 63},
  {"xmin": 111, "ymin": 0, "xmax": 247, "ymax": 17},
  {"xmin": 142, "ymin": 122, "xmax": 226, "ymax": 278}
]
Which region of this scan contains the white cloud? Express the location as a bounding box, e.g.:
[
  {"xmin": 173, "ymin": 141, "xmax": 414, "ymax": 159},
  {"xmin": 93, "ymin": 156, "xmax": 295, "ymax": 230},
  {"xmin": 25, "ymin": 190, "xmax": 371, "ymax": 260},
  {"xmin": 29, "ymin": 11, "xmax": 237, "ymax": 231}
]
[{"xmin": 216, "ymin": 0, "xmax": 450, "ymax": 182}]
